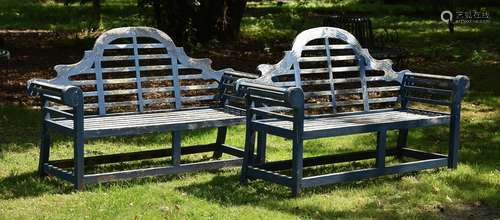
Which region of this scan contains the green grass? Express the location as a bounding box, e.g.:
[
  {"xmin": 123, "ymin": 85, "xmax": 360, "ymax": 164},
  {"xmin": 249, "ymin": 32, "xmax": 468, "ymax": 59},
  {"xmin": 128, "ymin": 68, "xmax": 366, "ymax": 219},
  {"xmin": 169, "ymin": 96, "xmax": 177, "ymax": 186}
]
[
  {"xmin": 0, "ymin": 95, "xmax": 499, "ymax": 219},
  {"xmin": 1, "ymin": 0, "xmax": 500, "ymax": 219},
  {"xmin": 0, "ymin": 0, "xmax": 150, "ymax": 30}
]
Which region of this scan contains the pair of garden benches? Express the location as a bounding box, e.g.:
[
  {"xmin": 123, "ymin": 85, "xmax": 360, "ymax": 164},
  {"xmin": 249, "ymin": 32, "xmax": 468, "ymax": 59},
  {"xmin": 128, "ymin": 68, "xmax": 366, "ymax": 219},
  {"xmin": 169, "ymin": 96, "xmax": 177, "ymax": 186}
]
[{"xmin": 28, "ymin": 27, "xmax": 468, "ymax": 196}]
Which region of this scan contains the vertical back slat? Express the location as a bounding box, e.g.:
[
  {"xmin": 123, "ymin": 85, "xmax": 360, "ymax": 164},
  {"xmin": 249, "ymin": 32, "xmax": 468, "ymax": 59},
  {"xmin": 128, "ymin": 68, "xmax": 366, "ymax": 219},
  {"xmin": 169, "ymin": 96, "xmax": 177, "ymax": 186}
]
[
  {"xmin": 293, "ymin": 61, "xmax": 302, "ymax": 88},
  {"xmin": 132, "ymin": 36, "xmax": 145, "ymax": 112},
  {"xmin": 171, "ymin": 54, "xmax": 182, "ymax": 109},
  {"xmin": 358, "ymin": 56, "xmax": 369, "ymax": 111},
  {"xmin": 94, "ymin": 56, "xmax": 106, "ymax": 115},
  {"xmin": 324, "ymin": 37, "xmax": 337, "ymax": 114}
]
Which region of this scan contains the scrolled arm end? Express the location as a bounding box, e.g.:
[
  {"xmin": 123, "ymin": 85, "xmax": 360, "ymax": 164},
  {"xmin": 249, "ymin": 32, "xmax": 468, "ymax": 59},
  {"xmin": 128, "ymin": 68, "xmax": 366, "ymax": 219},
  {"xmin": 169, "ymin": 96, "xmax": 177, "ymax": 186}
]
[
  {"xmin": 27, "ymin": 79, "xmax": 83, "ymax": 107},
  {"xmin": 286, "ymin": 87, "xmax": 304, "ymax": 109},
  {"xmin": 454, "ymin": 75, "xmax": 470, "ymax": 91},
  {"xmin": 61, "ymin": 86, "xmax": 84, "ymax": 107}
]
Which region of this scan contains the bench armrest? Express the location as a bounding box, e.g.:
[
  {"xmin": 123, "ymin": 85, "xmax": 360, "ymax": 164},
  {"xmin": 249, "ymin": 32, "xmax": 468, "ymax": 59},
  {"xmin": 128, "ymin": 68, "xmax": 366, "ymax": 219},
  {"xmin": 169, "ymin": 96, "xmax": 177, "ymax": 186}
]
[
  {"xmin": 27, "ymin": 79, "xmax": 83, "ymax": 107},
  {"xmin": 404, "ymin": 73, "xmax": 469, "ymax": 89},
  {"xmin": 401, "ymin": 72, "xmax": 469, "ymax": 110},
  {"xmin": 214, "ymin": 70, "xmax": 260, "ymax": 114},
  {"xmin": 238, "ymin": 80, "xmax": 305, "ymax": 123},
  {"xmin": 238, "ymin": 81, "xmax": 304, "ymax": 109}
]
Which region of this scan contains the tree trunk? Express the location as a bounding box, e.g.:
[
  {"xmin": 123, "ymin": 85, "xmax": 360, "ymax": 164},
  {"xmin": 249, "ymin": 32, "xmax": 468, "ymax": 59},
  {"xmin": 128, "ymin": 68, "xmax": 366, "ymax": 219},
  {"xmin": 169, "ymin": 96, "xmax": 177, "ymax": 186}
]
[
  {"xmin": 152, "ymin": 0, "xmax": 194, "ymax": 43},
  {"xmin": 221, "ymin": 0, "xmax": 248, "ymax": 41},
  {"xmin": 150, "ymin": 0, "xmax": 247, "ymax": 44},
  {"xmin": 92, "ymin": 0, "xmax": 101, "ymax": 27}
]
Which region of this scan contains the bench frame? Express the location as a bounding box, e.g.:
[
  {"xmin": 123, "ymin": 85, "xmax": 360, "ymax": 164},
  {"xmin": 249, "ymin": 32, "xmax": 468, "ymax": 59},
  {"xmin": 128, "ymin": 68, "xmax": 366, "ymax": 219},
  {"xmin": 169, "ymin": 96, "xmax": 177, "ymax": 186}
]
[
  {"xmin": 27, "ymin": 27, "xmax": 256, "ymax": 190},
  {"xmin": 237, "ymin": 27, "xmax": 469, "ymax": 196}
]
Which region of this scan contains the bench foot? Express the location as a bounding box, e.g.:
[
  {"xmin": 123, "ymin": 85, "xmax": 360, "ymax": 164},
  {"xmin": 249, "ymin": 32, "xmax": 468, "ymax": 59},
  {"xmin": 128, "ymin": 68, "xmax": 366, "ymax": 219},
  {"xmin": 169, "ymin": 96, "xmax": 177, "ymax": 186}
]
[{"xmin": 291, "ymin": 186, "xmax": 301, "ymax": 197}]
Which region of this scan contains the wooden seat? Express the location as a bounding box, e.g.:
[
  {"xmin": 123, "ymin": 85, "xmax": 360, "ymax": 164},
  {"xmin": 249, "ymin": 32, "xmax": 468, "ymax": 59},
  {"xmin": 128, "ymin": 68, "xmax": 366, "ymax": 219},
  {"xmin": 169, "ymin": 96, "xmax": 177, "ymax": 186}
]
[
  {"xmin": 49, "ymin": 108, "xmax": 244, "ymax": 138},
  {"xmin": 255, "ymin": 109, "xmax": 449, "ymax": 139}
]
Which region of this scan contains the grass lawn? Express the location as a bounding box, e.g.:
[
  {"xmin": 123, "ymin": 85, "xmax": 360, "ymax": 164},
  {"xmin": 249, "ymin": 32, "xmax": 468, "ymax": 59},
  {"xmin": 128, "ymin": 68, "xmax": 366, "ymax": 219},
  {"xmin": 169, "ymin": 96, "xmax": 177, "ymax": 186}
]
[{"xmin": 1, "ymin": 0, "xmax": 500, "ymax": 219}]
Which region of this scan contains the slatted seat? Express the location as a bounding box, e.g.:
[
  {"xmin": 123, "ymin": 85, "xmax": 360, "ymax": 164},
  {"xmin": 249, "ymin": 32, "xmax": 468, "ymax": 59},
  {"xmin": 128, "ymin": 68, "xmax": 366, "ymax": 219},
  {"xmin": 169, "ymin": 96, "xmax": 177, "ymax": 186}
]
[
  {"xmin": 49, "ymin": 108, "xmax": 244, "ymax": 138},
  {"xmin": 27, "ymin": 27, "xmax": 257, "ymax": 190},
  {"xmin": 254, "ymin": 109, "xmax": 449, "ymax": 139},
  {"xmin": 238, "ymin": 27, "xmax": 469, "ymax": 196}
]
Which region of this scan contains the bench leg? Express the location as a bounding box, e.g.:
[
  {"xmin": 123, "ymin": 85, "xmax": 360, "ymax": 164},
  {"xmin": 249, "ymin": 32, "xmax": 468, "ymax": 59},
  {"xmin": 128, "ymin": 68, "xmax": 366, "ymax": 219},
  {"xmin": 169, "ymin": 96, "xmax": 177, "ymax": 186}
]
[
  {"xmin": 38, "ymin": 98, "xmax": 51, "ymax": 177},
  {"xmin": 376, "ymin": 131, "xmax": 387, "ymax": 169},
  {"xmin": 448, "ymin": 115, "xmax": 461, "ymax": 169},
  {"xmin": 212, "ymin": 127, "xmax": 227, "ymax": 160},
  {"xmin": 73, "ymin": 131, "xmax": 85, "ymax": 191},
  {"xmin": 38, "ymin": 121, "xmax": 51, "ymax": 177},
  {"xmin": 255, "ymin": 132, "xmax": 267, "ymax": 164},
  {"xmin": 396, "ymin": 129, "xmax": 408, "ymax": 159},
  {"xmin": 240, "ymin": 127, "xmax": 255, "ymax": 183},
  {"xmin": 291, "ymin": 137, "xmax": 303, "ymax": 197},
  {"xmin": 172, "ymin": 131, "xmax": 182, "ymax": 166}
]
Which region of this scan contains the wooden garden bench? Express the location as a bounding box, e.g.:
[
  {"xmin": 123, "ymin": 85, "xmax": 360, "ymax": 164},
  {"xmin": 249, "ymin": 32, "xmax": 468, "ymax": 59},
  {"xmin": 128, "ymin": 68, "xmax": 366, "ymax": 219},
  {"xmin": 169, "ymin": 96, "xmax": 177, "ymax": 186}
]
[
  {"xmin": 238, "ymin": 27, "xmax": 469, "ymax": 196},
  {"xmin": 27, "ymin": 27, "xmax": 256, "ymax": 190}
]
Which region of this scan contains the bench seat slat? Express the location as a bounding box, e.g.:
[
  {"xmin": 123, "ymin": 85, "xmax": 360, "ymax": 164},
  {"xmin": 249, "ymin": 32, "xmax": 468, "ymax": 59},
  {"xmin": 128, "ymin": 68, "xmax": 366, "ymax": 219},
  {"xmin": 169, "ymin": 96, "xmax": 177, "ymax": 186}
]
[
  {"xmin": 254, "ymin": 110, "xmax": 449, "ymax": 139},
  {"xmin": 49, "ymin": 108, "xmax": 245, "ymax": 137},
  {"xmin": 83, "ymin": 111, "xmax": 235, "ymax": 128}
]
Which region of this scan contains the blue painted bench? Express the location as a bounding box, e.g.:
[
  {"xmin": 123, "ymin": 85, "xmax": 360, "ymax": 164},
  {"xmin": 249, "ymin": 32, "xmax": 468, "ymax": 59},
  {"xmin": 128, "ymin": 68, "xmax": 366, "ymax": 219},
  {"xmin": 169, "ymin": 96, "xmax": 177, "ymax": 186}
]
[
  {"xmin": 238, "ymin": 27, "xmax": 469, "ymax": 196},
  {"xmin": 27, "ymin": 27, "xmax": 256, "ymax": 190}
]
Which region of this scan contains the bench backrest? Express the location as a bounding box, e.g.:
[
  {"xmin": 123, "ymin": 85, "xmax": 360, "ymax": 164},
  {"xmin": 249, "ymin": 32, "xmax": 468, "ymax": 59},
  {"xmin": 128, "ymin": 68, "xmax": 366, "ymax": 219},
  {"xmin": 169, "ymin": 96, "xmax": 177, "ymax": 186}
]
[
  {"xmin": 256, "ymin": 27, "xmax": 405, "ymax": 115},
  {"xmin": 48, "ymin": 27, "xmax": 226, "ymax": 115}
]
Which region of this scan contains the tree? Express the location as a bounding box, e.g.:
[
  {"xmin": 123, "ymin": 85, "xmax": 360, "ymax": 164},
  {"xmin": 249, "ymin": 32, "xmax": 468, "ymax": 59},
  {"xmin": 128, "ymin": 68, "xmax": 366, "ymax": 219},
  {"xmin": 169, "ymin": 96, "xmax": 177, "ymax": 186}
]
[
  {"xmin": 139, "ymin": 0, "xmax": 248, "ymax": 44},
  {"xmin": 65, "ymin": 0, "xmax": 102, "ymax": 28}
]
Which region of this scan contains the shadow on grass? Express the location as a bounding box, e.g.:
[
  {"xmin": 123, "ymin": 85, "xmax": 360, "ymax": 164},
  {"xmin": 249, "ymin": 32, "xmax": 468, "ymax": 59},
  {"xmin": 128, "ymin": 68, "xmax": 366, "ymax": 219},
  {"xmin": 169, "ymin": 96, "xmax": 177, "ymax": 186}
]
[
  {"xmin": 177, "ymin": 164, "xmax": 499, "ymax": 219},
  {"xmin": 0, "ymin": 157, "xmax": 223, "ymax": 200},
  {"xmin": 0, "ymin": 171, "xmax": 72, "ymax": 200},
  {"xmin": 0, "ymin": 106, "xmax": 41, "ymax": 152},
  {"xmin": 175, "ymin": 172, "xmax": 422, "ymax": 219}
]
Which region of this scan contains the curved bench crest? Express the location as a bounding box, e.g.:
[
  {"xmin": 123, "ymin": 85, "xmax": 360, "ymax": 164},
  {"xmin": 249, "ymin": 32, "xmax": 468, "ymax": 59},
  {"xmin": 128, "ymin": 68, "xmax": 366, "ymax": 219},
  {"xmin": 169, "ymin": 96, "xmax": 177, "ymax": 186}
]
[
  {"xmin": 49, "ymin": 27, "xmax": 225, "ymax": 115},
  {"xmin": 253, "ymin": 27, "xmax": 409, "ymax": 114}
]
